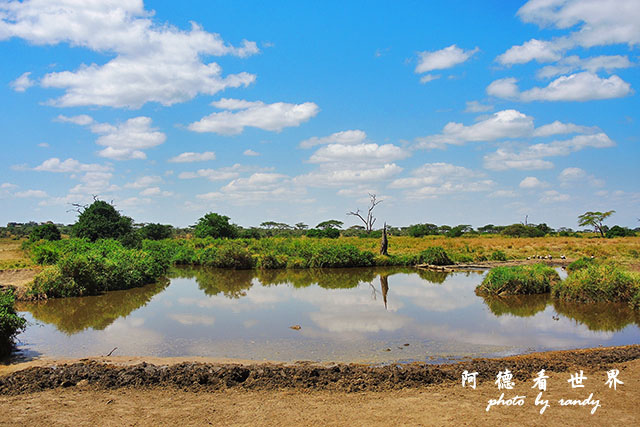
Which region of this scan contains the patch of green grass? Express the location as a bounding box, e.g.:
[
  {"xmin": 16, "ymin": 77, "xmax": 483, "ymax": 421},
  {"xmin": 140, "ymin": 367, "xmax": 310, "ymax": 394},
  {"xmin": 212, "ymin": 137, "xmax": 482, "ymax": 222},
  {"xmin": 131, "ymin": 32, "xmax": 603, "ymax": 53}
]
[
  {"xmin": 0, "ymin": 289, "xmax": 26, "ymax": 358},
  {"xmin": 566, "ymin": 256, "xmax": 596, "ymax": 273},
  {"xmin": 476, "ymin": 264, "xmax": 561, "ymax": 295},
  {"xmin": 419, "ymin": 246, "xmax": 453, "ymax": 266},
  {"xmin": 553, "ymin": 264, "xmax": 640, "ymax": 306}
]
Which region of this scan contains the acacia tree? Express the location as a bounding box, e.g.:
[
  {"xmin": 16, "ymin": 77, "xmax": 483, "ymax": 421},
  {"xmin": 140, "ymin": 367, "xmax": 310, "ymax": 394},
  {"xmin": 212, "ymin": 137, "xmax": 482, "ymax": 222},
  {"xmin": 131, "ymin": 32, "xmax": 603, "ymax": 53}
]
[
  {"xmin": 578, "ymin": 210, "xmax": 615, "ymax": 237},
  {"xmin": 316, "ymin": 220, "xmax": 343, "ymax": 230},
  {"xmin": 347, "ymin": 194, "xmax": 382, "ymax": 232},
  {"xmin": 72, "ymin": 200, "xmax": 133, "ymax": 242}
]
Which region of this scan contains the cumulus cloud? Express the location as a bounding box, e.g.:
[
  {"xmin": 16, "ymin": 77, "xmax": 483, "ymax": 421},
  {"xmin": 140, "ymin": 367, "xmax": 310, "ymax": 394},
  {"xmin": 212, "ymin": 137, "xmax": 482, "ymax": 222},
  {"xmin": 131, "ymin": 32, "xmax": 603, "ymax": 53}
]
[
  {"xmin": 517, "ymin": 0, "xmax": 640, "ymax": 48},
  {"xmin": 389, "ymin": 163, "xmax": 493, "ymax": 199},
  {"xmin": 536, "ymin": 55, "xmax": 633, "ymax": 79},
  {"xmin": 139, "ymin": 187, "xmax": 173, "ymax": 197},
  {"xmin": 10, "ymin": 71, "xmax": 34, "ymax": 92},
  {"xmin": 415, "ymin": 44, "xmax": 479, "ymax": 73},
  {"xmin": 419, "ymin": 74, "xmax": 441, "ymax": 84},
  {"xmin": 198, "ymin": 172, "xmax": 307, "ymax": 205},
  {"xmin": 519, "ymin": 176, "xmax": 548, "ymax": 189},
  {"xmin": 295, "ymin": 164, "xmax": 403, "ymax": 187},
  {"xmin": 125, "ymin": 175, "xmax": 162, "ymax": 189},
  {"xmin": 497, "ymin": 39, "xmax": 564, "ymax": 65},
  {"xmin": 299, "ymin": 130, "xmax": 367, "ymax": 148},
  {"xmin": 33, "ymin": 157, "xmax": 111, "ymax": 173},
  {"xmin": 243, "ymin": 149, "xmax": 259, "ymax": 156},
  {"xmin": 188, "ymin": 98, "xmax": 319, "ymax": 135},
  {"xmin": 558, "ymin": 167, "xmax": 604, "ymax": 188},
  {"xmin": 168, "ymin": 151, "xmax": 216, "ymax": 163},
  {"xmin": 58, "ymin": 115, "xmax": 166, "ymax": 160},
  {"xmin": 415, "ymin": 110, "xmax": 534, "ymax": 149},
  {"xmin": 484, "ymin": 133, "xmax": 615, "ymax": 171},
  {"xmin": 14, "ymin": 189, "xmax": 48, "ymax": 198},
  {"xmin": 540, "ymin": 190, "xmax": 570, "ymax": 203},
  {"xmin": 532, "ymin": 121, "xmax": 599, "ymax": 137},
  {"xmin": 487, "ymin": 72, "xmax": 632, "ymax": 102},
  {"xmin": 308, "ymin": 143, "xmax": 408, "ymax": 164},
  {"xmin": 464, "ymin": 100, "xmax": 493, "ymax": 113},
  {"xmin": 0, "ymin": 0, "xmax": 258, "ymax": 108},
  {"xmin": 178, "ymin": 164, "xmax": 261, "ymax": 181}
]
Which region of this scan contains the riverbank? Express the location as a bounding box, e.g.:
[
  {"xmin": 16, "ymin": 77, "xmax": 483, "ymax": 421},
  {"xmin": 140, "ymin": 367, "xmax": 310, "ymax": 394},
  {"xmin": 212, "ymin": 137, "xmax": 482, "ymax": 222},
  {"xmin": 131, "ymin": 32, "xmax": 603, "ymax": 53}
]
[{"xmin": 1, "ymin": 345, "xmax": 639, "ymax": 426}]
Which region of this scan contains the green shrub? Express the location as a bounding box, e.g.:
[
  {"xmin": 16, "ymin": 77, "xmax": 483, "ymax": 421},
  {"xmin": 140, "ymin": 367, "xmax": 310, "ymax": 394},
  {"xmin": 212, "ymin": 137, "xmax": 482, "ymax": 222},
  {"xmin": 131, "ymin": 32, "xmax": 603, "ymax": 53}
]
[
  {"xmin": 0, "ymin": 289, "xmax": 26, "ymax": 358},
  {"xmin": 72, "ymin": 200, "xmax": 134, "ymax": 242},
  {"xmin": 194, "ymin": 213, "xmax": 238, "ymax": 239},
  {"xmin": 489, "ymin": 250, "xmax": 507, "ymax": 261},
  {"xmin": 29, "ymin": 223, "xmax": 61, "ymax": 242},
  {"xmin": 419, "ymin": 246, "xmax": 453, "ymax": 265},
  {"xmin": 476, "ymin": 264, "xmax": 560, "ymax": 295},
  {"xmin": 553, "ymin": 264, "xmax": 639, "ymax": 305},
  {"xmin": 31, "ymin": 265, "xmax": 81, "ymax": 298},
  {"xmin": 566, "ymin": 257, "xmax": 595, "ymax": 273}
]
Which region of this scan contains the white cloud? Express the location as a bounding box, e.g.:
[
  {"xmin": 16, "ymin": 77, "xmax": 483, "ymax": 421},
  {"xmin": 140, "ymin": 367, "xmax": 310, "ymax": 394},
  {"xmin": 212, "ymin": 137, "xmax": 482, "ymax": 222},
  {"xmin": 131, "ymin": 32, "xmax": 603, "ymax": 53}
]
[
  {"xmin": 188, "ymin": 98, "xmax": 319, "ymax": 135},
  {"xmin": 489, "ymin": 190, "xmax": 518, "ymax": 198},
  {"xmin": 419, "ymin": 74, "xmax": 441, "ymax": 84},
  {"xmin": 389, "ymin": 163, "xmax": 493, "ymax": 199},
  {"xmin": 519, "ymin": 176, "xmax": 548, "ymax": 189},
  {"xmin": 14, "ymin": 189, "xmax": 48, "ymax": 198},
  {"xmin": 168, "ymin": 151, "xmax": 216, "ymax": 163},
  {"xmin": 178, "ymin": 164, "xmax": 248, "ymax": 181},
  {"xmin": 38, "ymin": 142, "xmax": 49, "ymax": 148},
  {"xmin": 243, "ymin": 149, "xmax": 259, "ymax": 156},
  {"xmin": 33, "ymin": 157, "xmax": 111, "ymax": 173},
  {"xmin": 484, "ymin": 133, "xmax": 615, "ymax": 171},
  {"xmin": 1, "ymin": 183, "xmax": 17, "ymax": 189},
  {"xmin": 169, "ymin": 314, "xmax": 215, "ymax": 326},
  {"xmin": 536, "ymin": 55, "xmax": 633, "ymax": 79},
  {"xmin": 139, "ymin": 187, "xmax": 173, "ymax": 197},
  {"xmin": 69, "ymin": 171, "xmax": 118, "ymax": 195},
  {"xmin": 540, "ymin": 190, "xmax": 570, "ymax": 203},
  {"xmin": 10, "ymin": 71, "xmax": 34, "ymax": 92},
  {"xmin": 198, "ymin": 172, "xmax": 307, "ymax": 205},
  {"xmin": 532, "ymin": 121, "xmax": 598, "ymax": 137},
  {"xmin": 309, "ymin": 143, "xmax": 409, "ymax": 164},
  {"xmin": 518, "ymin": 0, "xmax": 640, "ymax": 48},
  {"xmin": 125, "ymin": 175, "xmax": 162, "ymax": 189},
  {"xmin": 299, "ymin": 130, "xmax": 367, "ymax": 148},
  {"xmin": 415, "ymin": 110, "xmax": 534, "ymax": 149},
  {"xmin": 486, "ymin": 77, "xmax": 520, "ymax": 99},
  {"xmin": 464, "ymin": 100, "xmax": 493, "ymax": 113},
  {"xmin": 487, "ymin": 72, "xmax": 632, "ymax": 102},
  {"xmin": 558, "ymin": 167, "xmax": 587, "ymax": 181},
  {"xmin": 295, "ymin": 164, "xmax": 403, "ymax": 187},
  {"xmin": 93, "ymin": 117, "xmax": 166, "ymax": 160},
  {"xmin": 415, "ymin": 45, "xmax": 479, "ymax": 73},
  {"xmin": 497, "ymin": 39, "xmax": 563, "ymax": 65},
  {"xmin": 0, "ymin": 0, "xmax": 258, "ymax": 108},
  {"xmin": 56, "ymin": 114, "xmax": 95, "ymax": 126}
]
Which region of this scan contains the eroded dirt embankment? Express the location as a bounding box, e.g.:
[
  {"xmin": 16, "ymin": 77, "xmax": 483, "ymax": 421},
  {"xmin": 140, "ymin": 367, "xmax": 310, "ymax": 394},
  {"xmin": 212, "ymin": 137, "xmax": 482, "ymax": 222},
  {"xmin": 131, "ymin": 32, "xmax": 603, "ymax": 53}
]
[{"xmin": 1, "ymin": 345, "xmax": 639, "ymax": 395}]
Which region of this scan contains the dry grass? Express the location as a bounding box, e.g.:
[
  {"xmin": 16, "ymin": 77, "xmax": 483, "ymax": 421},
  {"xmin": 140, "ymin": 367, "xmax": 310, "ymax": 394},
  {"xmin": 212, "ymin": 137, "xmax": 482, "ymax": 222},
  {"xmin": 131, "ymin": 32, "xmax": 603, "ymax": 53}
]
[{"xmin": 0, "ymin": 238, "xmax": 33, "ymax": 270}]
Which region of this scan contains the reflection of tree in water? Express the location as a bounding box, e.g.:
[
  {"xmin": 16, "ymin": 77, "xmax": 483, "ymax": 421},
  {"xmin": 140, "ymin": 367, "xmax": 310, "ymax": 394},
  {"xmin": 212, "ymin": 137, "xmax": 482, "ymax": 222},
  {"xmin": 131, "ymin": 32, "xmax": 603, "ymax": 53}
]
[
  {"xmin": 380, "ymin": 274, "xmax": 389, "ymax": 309},
  {"xmin": 552, "ymin": 300, "xmax": 640, "ymax": 332},
  {"xmin": 257, "ymin": 268, "xmax": 377, "ymax": 289},
  {"xmin": 170, "ymin": 267, "xmax": 254, "ymax": 299},
  {"xmin": 480, "ymin": 293, "xmax": 551, "ymax": 318},
  {"xmin": 16, "ymin": 279, "xmax": 169, "ymax": 335},
  {"xmin": 415, "ymin": 269, "xmax": 449, "ymax": 284}
]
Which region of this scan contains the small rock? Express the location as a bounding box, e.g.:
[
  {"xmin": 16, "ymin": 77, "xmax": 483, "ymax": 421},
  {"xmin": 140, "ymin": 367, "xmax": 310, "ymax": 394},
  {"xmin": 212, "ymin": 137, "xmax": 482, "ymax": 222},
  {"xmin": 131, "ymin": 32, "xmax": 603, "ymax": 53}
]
[
  {"xmin": 75, "ymin": 379, "xmax": 89, "ymax": 388},
  {"xmin": 384, "ymin": 348, "xmax": 391, "ymax": 352},
  {"xmin": 289, "ymin": 325, "xmax": 301, "ymax": 330}
]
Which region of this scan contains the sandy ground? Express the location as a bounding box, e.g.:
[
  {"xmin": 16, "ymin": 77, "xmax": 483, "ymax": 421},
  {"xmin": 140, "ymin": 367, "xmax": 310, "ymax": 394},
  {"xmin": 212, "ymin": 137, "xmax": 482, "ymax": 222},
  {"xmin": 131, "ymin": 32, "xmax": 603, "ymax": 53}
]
[
  {"xmin": 1, "ymin": 347, "xmax": 639, "ymax": 426},
  {"xmin": 0, "ymin": 359, "xmax": 638, "ymax": 426}
]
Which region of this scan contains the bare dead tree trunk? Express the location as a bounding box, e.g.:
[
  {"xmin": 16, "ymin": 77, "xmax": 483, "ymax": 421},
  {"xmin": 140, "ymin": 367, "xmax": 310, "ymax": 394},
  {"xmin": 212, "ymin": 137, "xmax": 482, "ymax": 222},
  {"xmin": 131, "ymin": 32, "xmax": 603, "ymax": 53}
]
[
  {"xmin": 380, "ymin": 222, "xmax": 388, "ymax": 256},
  {"xmin": 347, "ymin": 193, "xmax": 382, "ymax": 232}
]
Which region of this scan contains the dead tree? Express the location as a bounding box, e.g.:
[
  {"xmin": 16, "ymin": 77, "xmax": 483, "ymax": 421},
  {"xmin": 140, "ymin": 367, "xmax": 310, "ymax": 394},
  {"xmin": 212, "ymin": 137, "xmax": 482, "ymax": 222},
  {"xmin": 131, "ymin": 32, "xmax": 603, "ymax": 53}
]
[
  {"xmin": 380, "ymin": 222, "xmax": 388, "ymax": 256},
  {"xmin": 347, "ymin": 193, "xmax": 382, "ymax": 232}
]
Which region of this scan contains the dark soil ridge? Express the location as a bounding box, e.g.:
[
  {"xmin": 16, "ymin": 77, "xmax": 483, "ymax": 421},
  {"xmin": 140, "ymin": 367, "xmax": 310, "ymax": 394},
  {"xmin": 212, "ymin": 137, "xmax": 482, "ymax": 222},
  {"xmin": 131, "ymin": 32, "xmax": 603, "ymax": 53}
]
[{"xmin": 2, "ymin": 345, "xmax": 639, "ymax": 395}]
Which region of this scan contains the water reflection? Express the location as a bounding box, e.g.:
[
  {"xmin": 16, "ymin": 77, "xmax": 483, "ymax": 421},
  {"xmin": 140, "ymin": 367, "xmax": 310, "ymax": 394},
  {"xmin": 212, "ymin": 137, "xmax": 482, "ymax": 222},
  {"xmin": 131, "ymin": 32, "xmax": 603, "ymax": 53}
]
[
  {"xmin": 16, "ymin": 279, "xmax": 169, "ymax": 335},
  {"xmin": 14, "ymin": 267, "xmax": 640, "ymax": 362}
]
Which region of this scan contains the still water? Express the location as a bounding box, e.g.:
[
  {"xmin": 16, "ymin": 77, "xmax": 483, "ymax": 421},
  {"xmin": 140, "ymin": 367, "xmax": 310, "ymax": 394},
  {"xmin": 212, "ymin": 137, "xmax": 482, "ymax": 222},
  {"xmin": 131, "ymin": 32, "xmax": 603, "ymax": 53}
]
[{"xmin": 14, "ymin": 267, "xmax": 640, "ymax": 363}]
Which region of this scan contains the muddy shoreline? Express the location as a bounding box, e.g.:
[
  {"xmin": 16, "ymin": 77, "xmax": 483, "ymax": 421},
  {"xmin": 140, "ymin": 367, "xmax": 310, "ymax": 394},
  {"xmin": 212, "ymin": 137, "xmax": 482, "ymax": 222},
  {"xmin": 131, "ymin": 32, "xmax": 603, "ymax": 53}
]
[{"xmin": 1, "ymin": 345, "xmax": 638, "ymax": 395}]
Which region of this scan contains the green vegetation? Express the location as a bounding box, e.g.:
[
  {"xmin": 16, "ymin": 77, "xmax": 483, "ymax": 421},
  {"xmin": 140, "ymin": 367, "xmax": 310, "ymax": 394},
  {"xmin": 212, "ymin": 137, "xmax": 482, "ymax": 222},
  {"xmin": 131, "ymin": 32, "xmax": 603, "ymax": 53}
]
[
  {"xmin": 552, "ymin": 263, "xmax": 640, "ymax": 306},
  {"xmin": 194, "ymin": 213, "xmax": 238, "ymax": 239},
  {"xmin": 566, "ymin": 257, "xmax": 596, "ymax": 272},
  {"xmin": 476, "ymin": 264, "xmax": 561, "ymax": 295},
  {"xmin": 29, "ymin": 223, "xmax": 61, "ymax": 242},
  {"xmin": 480, "ymin": 294, "xmax": 551, "ymax": 317},
  {"xmin": 578, "ymin": 210, "xmax": 615, "ymax": 238},
  {"xmin": 138, "ymin": 223, "xmax": 173, "ymax": 240},
  {"xmin": 28, "ymin": 239, "xmax": 169, "ymax": 298},
  {"xmin": 418, "ymin": 246, "xmax": 453, "ymax": 266},
  {"xmin": 0, "ymin": 289, "xmax": 26, "ymax": 358},
  {"xmin": 72, "ymin": 200, "xmax": 135, "ymax": 243}
]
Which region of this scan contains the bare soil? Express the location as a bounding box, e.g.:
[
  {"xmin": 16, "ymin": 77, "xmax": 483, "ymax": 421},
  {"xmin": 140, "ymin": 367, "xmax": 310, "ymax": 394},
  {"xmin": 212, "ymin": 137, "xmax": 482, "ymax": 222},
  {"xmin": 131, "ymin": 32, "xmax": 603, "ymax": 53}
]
[
  {"xmin": 0, "ymin": 269, "xmax": 38, "ymax": 299},
  {"xmin": 1, "ymin": 346, "xmax": 639, "ymax": 426}
]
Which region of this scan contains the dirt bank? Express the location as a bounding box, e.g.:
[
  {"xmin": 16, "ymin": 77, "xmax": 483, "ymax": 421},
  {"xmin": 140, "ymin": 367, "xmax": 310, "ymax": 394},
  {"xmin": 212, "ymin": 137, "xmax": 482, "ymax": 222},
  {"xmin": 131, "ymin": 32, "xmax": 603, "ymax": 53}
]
[
  {"xmin": 2, "ymin": 345, "xmax": 639, "ymax": 395},
  {"xmin": 1, "ymin": 346, "xmax": 639, "ymax": 426}
]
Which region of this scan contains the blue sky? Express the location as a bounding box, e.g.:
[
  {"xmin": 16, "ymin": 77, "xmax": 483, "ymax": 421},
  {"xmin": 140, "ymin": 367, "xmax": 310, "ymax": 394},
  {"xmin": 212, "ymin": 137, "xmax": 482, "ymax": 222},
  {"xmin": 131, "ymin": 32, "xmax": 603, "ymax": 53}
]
[{"xmin": 1, "ymin": 0, "xmax": 639, "ymax": 229}]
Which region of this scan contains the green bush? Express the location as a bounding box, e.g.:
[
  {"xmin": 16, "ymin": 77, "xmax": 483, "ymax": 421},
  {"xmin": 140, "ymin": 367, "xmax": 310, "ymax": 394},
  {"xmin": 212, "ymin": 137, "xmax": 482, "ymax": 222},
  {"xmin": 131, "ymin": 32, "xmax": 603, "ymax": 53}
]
[
  {"xmin": 29, "ymin": 223, "xmax": 61, "ymax": 242},
  {"xmin": 194, "ymin": 213, "xmax": 238, "ymax": 239},
  {"xmin": 489, "ymin": 250, "xmax": 507, "ymax": 261},
  {"xmin": 419, "ymin": 246, "xmax": 453, "ymax": 265},
  {"xmin": 476, "ymin": 264, "xmax": 560, "ymax": 295},
  {"xmin": 553, "ymin": 264, "xmax": 639, "ymax": 305},
  {"xmin": 566, "ymin": 257, "xmax": 595, "ymax": 273},
  {"xmin": 72, "ymin": 200, "xmax": 134, "ymax": 242},
  {"xmin": 0, "ymin": 289, "xmax": 26, "ymax": 358}
]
